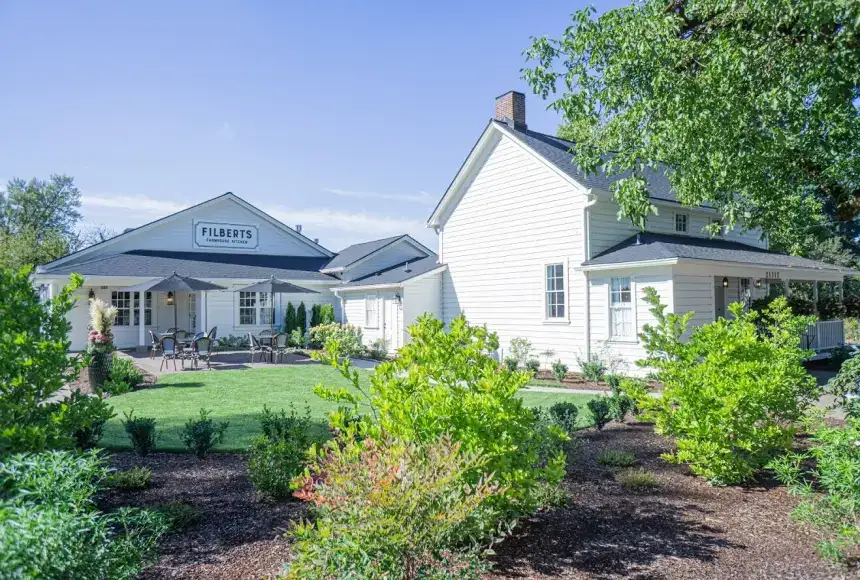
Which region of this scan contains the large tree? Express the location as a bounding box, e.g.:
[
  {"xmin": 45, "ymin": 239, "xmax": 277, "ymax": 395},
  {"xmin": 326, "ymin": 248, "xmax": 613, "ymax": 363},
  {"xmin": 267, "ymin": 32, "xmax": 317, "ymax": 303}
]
[
  {"xmin": 0, "ymin": 175, "xmax": 82, "ymax": 269},
  {"xmin": 524, "ymin": 0, "xmax": 860, "ymax": 253}
]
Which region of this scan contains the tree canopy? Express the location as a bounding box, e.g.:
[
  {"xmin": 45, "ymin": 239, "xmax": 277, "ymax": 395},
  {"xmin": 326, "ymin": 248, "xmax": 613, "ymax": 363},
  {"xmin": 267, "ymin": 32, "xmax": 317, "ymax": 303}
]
[{"xmin": 524, "ymin": 0, "xmax": 860, "ymax": 254}]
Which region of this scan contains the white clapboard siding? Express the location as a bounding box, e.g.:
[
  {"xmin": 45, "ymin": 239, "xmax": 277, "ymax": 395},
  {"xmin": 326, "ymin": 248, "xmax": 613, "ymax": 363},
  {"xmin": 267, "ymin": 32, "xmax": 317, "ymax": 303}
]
[
  {"xmin": 403, "ymin": 272, "xmax": 443, "ymax": 330},
  {"xmin": 588, "ymin": 199, "xmax": 767, "ymax": 257},
  {"xmin": 440, "ymin": 133, "xmax": 587, "ymax": 366},
  {"xmin": 341, "ymin": 290, "xmax": 395, "ymax": 347}
]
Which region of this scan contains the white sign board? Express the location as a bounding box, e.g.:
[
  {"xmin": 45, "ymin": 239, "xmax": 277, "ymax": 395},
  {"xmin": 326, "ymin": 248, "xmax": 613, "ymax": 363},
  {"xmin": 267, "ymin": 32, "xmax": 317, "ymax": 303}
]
[{"xmin": 193, "ymin": 221, "xmax": 259, "ymax": 250}]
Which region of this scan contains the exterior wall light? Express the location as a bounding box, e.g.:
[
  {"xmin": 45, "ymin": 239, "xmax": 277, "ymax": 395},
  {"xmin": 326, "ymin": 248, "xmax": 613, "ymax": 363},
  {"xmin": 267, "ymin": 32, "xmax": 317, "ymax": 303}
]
[
  {"xmin": 88, "ymin": 288, "xmax": 96, "ymax": 301},
  {"xmin": 755, "ymin": 279, "xmax": 762, "ymax": 288},
  {"xmin": 722, "ymin": 277, "xmax": 729, "ymax": 287},
  {"xmin": 166, "ymin": 291, "xmax": 174, "ymax": 306}
]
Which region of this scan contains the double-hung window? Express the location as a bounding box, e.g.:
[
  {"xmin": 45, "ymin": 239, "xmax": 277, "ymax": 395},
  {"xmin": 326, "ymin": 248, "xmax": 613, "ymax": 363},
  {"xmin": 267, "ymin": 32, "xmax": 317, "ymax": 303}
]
[
  {"xmin": 365, "ymin": 295, "xmax": 378, "ymax": 327},
  {"xmin": 675, "ymin": 213, "xmax": 688, "ymax": 233},
  {"xmin": 111, "ymin": 291, "xmax": 132, "ymax": 326},
  {"xmin": 239, "ymin": 291, "xmax": 271, "ymax": 326},
  {"xmin": 609, "ymin": 277, "xmax": 634, "ymax": 339},
  {"xmin": 545, "ymin": 263, "xmax": 565, "ymax": 319},
  {"xmin": 133, "ymin": 291, "xmax": 153, "ymax": 326}
]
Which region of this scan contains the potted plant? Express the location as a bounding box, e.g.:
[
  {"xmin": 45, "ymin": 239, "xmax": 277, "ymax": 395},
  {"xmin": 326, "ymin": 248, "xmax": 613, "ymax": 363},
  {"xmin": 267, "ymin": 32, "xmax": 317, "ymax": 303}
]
[{"xmin": 87, "ymin": 298, "xmax": 118, "ymax": 389}]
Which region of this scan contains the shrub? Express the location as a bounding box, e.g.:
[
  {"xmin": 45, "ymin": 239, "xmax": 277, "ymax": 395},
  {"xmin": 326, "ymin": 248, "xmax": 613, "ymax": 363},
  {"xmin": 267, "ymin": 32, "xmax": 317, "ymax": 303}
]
[
  {"xmin": 540, "ymin": 349, "xmax": 556, "ymax": 368},
  {"xmin": 106, "ymin": 467, "xmax": 153, "ymax": 490},
  {"xmin": 525, "ymin": 358, "xmax": 540, "ymax": 375},
  {"xmin": 290, "ymin": 328, "xmax": 304, "ymax": 348},
  {"xmin": 87, "ymin": 298, "xmax": 117, "ymax": 354},
  {"xmin": 551, "ymin": 360, "xmax": 568, "ymax": 383},
  {"xmin": 605, "ymin": 373, "xmax": 621, "ymax": 392},
  {"xmin": 180, "ymin": 408, "xmax": 229, "ymax": 458},
  {"xmin": 598, "ymin": 449, "xmax": 636, "ymax": 467},
  {"xmin": 104, "ymin": 354, "xmax": 144, "ymax": 395},
  {"xmin": 287, "ymin": 435, "xmax": 500, "ymax": 579},
  {"xmin": 0, "ymin": 268, "xmax": 86, "ymax": 453},
  {"xmin": 297, "ymin": 302, "xmax": 307, "ymax": 333},
  {"xmin": 0, "ymin": 450, "xmax": 168, "ymax": 579},
  {"xmin": 609, "ymin": 392, "xmax": 634, "ymax": 422},
  {"xmin": 310, "ymin": 304, "xmax": 321, "ymax": 328},
  {"xmin": 285, "ymin": 302, "xmax": 297, "ymax": 334},
  {"xmin": 307, "ymin": 322, "xmax": 364, "ymax": 357},
  {"xmin": 313, "ymin": 314, "xmax": 568, "ymax": 519},
  {"xmin": 247, "ymin": 405, "xmax": 312, "ymax": 500},
  {"xmin": 845, "ymin": 298, "xmax": 860, "ymax": 319},
  {"xmin": 548, "ymin": 401, "xmax": 579, "ymax": 434},
  {"xmin": 530, "ymin": 481, "xmax": 569, "ymax": 508},
  {"xmin": 826, "ymin": 355, "xmax": 860, "ymax": 418},
  {"xmin": 769, "ymin": 418, "xmax": 860, "ymax": 563},
  {"xmin": 616, "ymin": 468, "xmax": 659, "ymax": 490},
  {"xmin": 213, "ymin": 334, "xmax": 248, "ymax": 351},
  {"xmin": 319, "ymin": 303, "xmax": 336, "ymax": 324},
  {"xmin": 636, "ymin": 289, "xmax": 819, "ymax": 485},
  {"xmin": 817, "ymin": 295, "xmax": 846, "ymax": 320},
  {"xmin": 509, "ymin": 337, "xmax": 533, "ymax": 367},
  {"xmin": 122, "ymin": 411, "xmax": 158, "ymax": 456},
  {"xmin": 587, "ymin": 397, "xmax": 612, "ymax": 430},
  {"xmin": 153, "ymin": 500, "xmax": 202, "ymax": 530},
  {"xmin": 787, "ymin": 294, "xmax": 815, "ymax": 316},
  {"xmin": 63, "ymin": 391, "xmax": 115, "ymax": 449},
  {"xmin": 503, "ymin": 356, "xmax": 518, "ymax": 371},
  {"xmin": 369, "ymin": 338, "xmax": 389, "ymax": 360}
]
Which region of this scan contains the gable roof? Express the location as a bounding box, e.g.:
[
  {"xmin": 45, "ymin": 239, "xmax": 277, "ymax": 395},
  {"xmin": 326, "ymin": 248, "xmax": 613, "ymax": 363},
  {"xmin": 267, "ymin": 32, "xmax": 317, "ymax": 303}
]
[
  {"xmin": 322, "ymin": 234, "xmax": 433, "ymax": 273},
  {"xmin": 337, "ymin": 254, "xmax": 444, "ymax": 290},
  {"xmin": 39, "ymin": 192, "xmax": 333, "ymax": 271},
  {"xmin": 583, "ymin": 232, "xmax": 846, "ymax": 272},
  {"xmin": 37, "ymin": 249, "xmax": 337, "ymax": 281}
]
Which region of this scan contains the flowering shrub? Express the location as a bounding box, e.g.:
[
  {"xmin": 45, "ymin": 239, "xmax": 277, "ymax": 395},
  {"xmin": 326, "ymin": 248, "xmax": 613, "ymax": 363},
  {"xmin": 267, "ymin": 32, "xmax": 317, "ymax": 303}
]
[
  {"xmin": 769, "ymin": 418, "xmax": 860, "ymax": 563},
  {"xmin": 87, "ymin": 298, "xmax": 117, "ymax": 354},
  {"xmin": 307, "ymin": 322, "xmax": 364, "ymax": 357},
  {"xmin": 637, "ymin": 289, "xmax": 818, "ymax": 485},
  {"xmin": 286, "ymin": 435, "xmax": 500, "ymax": 579}
]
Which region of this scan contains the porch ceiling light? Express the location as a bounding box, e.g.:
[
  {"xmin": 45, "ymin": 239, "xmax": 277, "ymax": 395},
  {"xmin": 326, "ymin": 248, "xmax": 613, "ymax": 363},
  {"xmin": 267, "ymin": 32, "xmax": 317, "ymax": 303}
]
[
  {"xmin": 166, "ymin": 291, "xmax": 174, "ymax": 305},
  {"xmin": 722, "ymin": 277, "xmax": 729, "ymax": 287},
  {"xmin": 755, "ymin": 279, "xmax": 762, "ymax": 288}
]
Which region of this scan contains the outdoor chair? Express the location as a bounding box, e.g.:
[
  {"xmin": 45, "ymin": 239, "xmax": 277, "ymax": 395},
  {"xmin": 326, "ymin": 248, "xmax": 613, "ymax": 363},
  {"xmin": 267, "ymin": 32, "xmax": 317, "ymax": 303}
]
[
  {"xmin": 273, "ymin": 332, "xmax": 289, "ymax": 363},
  {"xmin": 258, "ymin": 329, "xmax": 273, "ymax": 340},
  {"xmin": 192, "ymin": 331, "xmax": 205, "ymax": 341},
  {"xmin": 207, "ymin": 326, "xmax": 217, "ymax": 340},
  {"xmin": 149, "ymin": 329, "xmax": 161, "ymax": 359},
  {"xmin": 159, "ymin": 336, "xmax": 180, "ymax": 371},
  {"xmin": 166, "ymin": 327, "xmax": 178, "ymax": 334},
  {"xmin": 248, "ymin": 332, "xmax": 272, "ymax": 363},
  {"xmin": 192, "ymin": 336, "xmax": 213, "ymax": 370}
]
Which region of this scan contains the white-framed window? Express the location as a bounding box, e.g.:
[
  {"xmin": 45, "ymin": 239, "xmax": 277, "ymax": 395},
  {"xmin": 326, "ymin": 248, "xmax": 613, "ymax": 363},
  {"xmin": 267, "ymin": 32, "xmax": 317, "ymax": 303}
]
[
  {"xmin": 545, "ymin": 263, "xmax": 566, "ymax": 319},
  {"xmin": 187, "ymin": 293, "xmax": 197, "ymax": 330},
  {"xmin": 133, "ymin": 291, "xmax": 153, "ymax": 326},
  {"xmin": 675, "ymin": 213, "xmax": 689, "ymax": 233},
  {"xmin": 111, "ymin": 291, "xmax": 132, "ymax": 326},
  {"xmin": 238, "ymin": 292, "xmax": 271, "ymax": 326},
  {"xmin": 365, "ymin": 294, "xmax": 378, "ymax": 327},
  {"xmin": 712, "ymin": 219, "xmax": 723, "ymax": 236},
  {"xmin": 609, "ymin": 277, "xmax": 634, "ymax": 339}
]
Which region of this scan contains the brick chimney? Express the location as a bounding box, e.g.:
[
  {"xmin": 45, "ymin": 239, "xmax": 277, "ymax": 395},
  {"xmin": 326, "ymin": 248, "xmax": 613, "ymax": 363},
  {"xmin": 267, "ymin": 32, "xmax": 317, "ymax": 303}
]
[{"xmin": 494, "ymin": 91, "xmax": 526, "ymax": 129}]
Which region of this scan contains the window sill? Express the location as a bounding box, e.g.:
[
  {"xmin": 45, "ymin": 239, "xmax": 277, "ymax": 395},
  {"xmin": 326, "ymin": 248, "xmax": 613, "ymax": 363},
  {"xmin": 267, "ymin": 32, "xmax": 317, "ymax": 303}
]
[
  {"xmin": 606, "ymin": 338, "xmax": 639, "ymax": 345},
  {"xmin": 542, "ymin": 318, "xmax": 570, "ymax": 325}
]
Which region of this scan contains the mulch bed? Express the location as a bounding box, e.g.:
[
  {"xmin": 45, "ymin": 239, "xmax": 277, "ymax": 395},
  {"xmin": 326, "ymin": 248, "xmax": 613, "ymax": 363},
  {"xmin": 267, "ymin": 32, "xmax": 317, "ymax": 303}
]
[
  {"xmin": 489, "ymin": 422, "xmax": 851, "ymax": 580},
  {"xmin": 100, "ymin": 452, "xmax": 305, "ymax": 580},
  {"xmin": 68, "ymin": 354, "xmax": 158, "ymax": 396},
  {"xmin": 100, "ymin": 425, "xmax": 853, "ymax": 580},
  {"xmin": 530, "ymin": 371, "xmax": 663, "ymax": 392}
]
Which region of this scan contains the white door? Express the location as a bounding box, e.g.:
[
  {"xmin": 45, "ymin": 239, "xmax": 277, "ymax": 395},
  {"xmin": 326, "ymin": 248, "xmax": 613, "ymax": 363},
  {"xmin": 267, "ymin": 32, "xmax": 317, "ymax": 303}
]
[
  {"xmin": 382, "ymin": 297, "xmax": 400, "ymax": 351},
  {"xmin": 187, "ymin": 293, "xmax": 197, "ymax": 333},
  {"xmin": 714, "ymin": 282, "xmax": 726, "ymax": 320}
]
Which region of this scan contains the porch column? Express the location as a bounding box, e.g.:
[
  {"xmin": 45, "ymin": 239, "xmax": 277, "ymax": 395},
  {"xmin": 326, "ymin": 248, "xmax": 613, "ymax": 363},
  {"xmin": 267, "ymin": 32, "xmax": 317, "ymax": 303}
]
[
  {"xmin": 813, "ymin": 280, "xmax": 819, "ymax": 314},
  {"xmin": 138, "ymin": 292, "xmax": 146, "ymax": 347},
  {"xmin": 840, "ymin": 280, "xmax": 845, "ymax": 301},
  {"xmin": 201, "ymin": 291, "xmax": 207, "ymax": 334},
  {"xmin": 784, "ymin": 278, "xmax": 791, "ymax": 297}
]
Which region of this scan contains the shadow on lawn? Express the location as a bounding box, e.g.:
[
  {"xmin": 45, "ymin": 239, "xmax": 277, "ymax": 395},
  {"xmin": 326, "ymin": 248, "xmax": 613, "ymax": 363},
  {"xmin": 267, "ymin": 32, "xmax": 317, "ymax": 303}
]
[{"xmin": 492, "ymin": 499, "xmax": 737, "ymax": 579}]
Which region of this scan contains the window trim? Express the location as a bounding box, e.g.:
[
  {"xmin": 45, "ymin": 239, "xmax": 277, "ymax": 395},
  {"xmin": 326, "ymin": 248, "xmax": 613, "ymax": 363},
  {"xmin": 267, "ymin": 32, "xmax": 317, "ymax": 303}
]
[
  {"xmin": 236, "ymin": 291, "xmax": 273, "ymax": 327},
  {"xmin": 133, "ymin": 291, "xmax": 153, "ymax": 327},
  {"xmin": 111, "ymin": 291, "xmax": 133, "ymax": 327},
  {"xmin": 365, "ymin": 294, "xmax": 379, "ymax": 328},
  {"xmin": 674, "ymin": 212, "xmax": 689, "ymax": 233},
  {"xmin": 606, "ymin": 276, "xmax": 638, "ymax": 343},
  {"xmin": 542, "ymin": 259, "xmax": 569, "ymax": 324}
]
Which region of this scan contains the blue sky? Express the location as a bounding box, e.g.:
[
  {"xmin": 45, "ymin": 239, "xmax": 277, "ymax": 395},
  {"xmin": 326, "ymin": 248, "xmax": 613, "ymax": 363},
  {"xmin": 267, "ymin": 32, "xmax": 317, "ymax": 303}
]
[{"xmin": 0, "ymin": 0, "xmax": 625, "ymax": 251}]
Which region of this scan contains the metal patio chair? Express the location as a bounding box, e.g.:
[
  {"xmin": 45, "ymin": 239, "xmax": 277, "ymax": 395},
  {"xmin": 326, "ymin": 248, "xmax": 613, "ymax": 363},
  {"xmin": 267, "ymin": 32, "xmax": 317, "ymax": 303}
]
[
  {"xmin": 273, "ymin": 332, "xmax": 290, "ymax": 363},
  {"xmin": 192, "ymin": 336, "xmax": 213, "ymax": 370},
  {"xmin": 159, "ymin": 336, "xmax": 179, "ymax": 371},
  {"xmin": 149, "ymin": 329, "xmax": 161, "ymax": 359},
  {"xmin": 248, "ymin": 332, "xmax": 272, "ymax": 363}
]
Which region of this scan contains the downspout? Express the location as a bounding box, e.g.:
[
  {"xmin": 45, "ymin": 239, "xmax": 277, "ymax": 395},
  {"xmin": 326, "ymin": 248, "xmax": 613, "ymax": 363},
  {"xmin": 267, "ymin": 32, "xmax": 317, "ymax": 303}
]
[{"xmin": 583, "ymin": 191, "xmax": 597, "ymax": 362}]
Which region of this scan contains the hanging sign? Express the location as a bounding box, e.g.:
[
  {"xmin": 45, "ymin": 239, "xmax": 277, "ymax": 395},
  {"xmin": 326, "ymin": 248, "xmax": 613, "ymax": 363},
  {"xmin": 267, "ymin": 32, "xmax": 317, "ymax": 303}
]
[{"xmin": 193, "ymin": 221, "xmax": 259, "ymax": 249}]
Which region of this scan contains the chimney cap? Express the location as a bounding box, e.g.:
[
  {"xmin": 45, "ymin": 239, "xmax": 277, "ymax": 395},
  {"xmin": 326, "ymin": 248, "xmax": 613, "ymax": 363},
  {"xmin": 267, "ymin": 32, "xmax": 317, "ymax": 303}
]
[{"xmin": 295, "ymin": 224, "xmax": 303, "ymax": 233}]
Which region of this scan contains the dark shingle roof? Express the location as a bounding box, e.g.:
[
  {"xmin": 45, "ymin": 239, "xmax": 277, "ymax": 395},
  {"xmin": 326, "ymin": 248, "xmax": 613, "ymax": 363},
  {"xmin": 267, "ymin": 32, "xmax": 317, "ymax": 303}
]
[
  {"xmin": 495, "ymin": 120, "xmax": 679, "ymax": 204},
  {"xmin": 323, "ymin": 235, "xmax": 406, "ymax": 271},
  {"xmin": 40, "ymin": 249, "xmax": 337, "ymax": 281},
  {"xmin": 584, "ymin": 232, "xmax": 843, "ymax": 271},
  {"xmin": 339, "ymin": 254, "xmax": 443, "ymax": 289}
]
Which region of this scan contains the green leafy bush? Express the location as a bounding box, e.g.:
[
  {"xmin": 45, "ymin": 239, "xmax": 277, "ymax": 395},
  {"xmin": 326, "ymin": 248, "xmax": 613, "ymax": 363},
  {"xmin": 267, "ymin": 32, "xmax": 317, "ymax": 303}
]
[
  {"xmin": 104, "ymin": 355, "xmax": 144, "ymax": 395},
  {"xmin": 598, "ymin": 449, "xmax": 636, "ymax": 467},
  {"xmin": 503, "ymin": 356, "xmax": 518, "ymax": 371},
  {"xmin": 637, "ymin": 288, "xmax": 819, "ymax": 485},
  {"xmin": 297, "ymin": 302, "xmax": 307, "ymax": 333},
  {"xmin": 310, "ymin": 303, "xmax": 321, "ymax": 328},
  {"xmin": 616, "ymin": 468, "xmax": 659, "ymax": 490},
  {"xmin": 106, "ymin": 466, "xmax": 152, "ymax": 490},
  {"xmin": 369, "ymin": 338, "xmax": 389, "ymax": 361},
  {"xmin": 285, "ymin": 302, "xmax": 297, "ymax": 334},
  {"xmin": 287, "ymin": 436, "xmax": 499, "ymax": 579},
  {"xmin": 0, "ymin": 268, "xmax": 86, "ymax": 453},
  {"xmin": 313, "ymin": 314, "xmax": 568, "ymax": 518},
  {"xmin": 180, "ymin": 408, "xmax": 229, "ymax": 458},
  {"xmin": 586, "ymin": 397, "xmax": 612, "ymax": 430},
  {"xmin": 247, "ymin": 405, "xmax": 312, "ymax": 499},
  {"xmin": 769, "ymin": 418, "xmax": 860, "ymax": 562},
  {"xmin": 605, "ymin": 373, "xmax": 621, "ymax": 391},
  {"xmin": 826, "ymin": 355, "xmax": 860, "ymax": 419},
  {"xmin": 320, "ymin": 303, "xmax": 336, "ymax": 324},
  {"xmin": 509, "ymin": 337, "xmax": 532, "ymax": 367},
  {"xmin": 525, "ymin": 358, "xmax": 540, "ymax": 375},
  {"xmin": 576, "ymin": 353, "xmax": 607, "ymax": 382},
  {"xmin": 213, "ymin": 334, "xmax": 248, "ymax": 351},
  {"xmin": 152, "ymin": 500, "xmax": 202, "ymax": 530},
  {"xmin": 122, "ymin": 411, "xmax": 158, "ymax": 456},
  {"xmin": 307, "ymin": 322, "xmax": 365, "ymax": 356},
  {"xmin": 548, "ymin": 401, "xmax": 579, "ymax": 435},
  {"xmin": 0, "ymin": 450, "xmax": 168, "ymax": 579},
  {"xmin": 551, "ymin": 360, "xmax": 568, "ymax": 383},
  {"xmin": 290, "ymin": 328, "xmax": 304, "ymax": 348},
  {"xmin": 609, "ymin": 392, "xmax": 634, "ymax": 423},
  {"xmin": 63, "ymin": 391, "xmax": 115, "ymax": 449}
]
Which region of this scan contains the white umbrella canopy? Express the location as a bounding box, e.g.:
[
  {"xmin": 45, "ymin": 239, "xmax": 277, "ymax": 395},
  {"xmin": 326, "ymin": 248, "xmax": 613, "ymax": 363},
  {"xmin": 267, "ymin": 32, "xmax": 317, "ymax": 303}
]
[
  {"xmin": 120, "ymin": 271, "xmax": 226, "ymax": 333},
  {"xmin": 234, "ymin": 275, "xmax": 319, "ymax": 336}
]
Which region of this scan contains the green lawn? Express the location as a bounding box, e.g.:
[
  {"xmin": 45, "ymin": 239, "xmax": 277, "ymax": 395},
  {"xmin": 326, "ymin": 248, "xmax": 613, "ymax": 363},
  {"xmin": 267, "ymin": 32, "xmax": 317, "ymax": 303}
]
[{"xmin": 100, "ymin": 365, "xmax": 596, "ymax": 452}]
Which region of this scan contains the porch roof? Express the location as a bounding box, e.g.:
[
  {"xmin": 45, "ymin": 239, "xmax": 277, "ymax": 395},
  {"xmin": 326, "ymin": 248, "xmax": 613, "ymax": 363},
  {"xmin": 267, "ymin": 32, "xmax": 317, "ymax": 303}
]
[
  {"xmin": 36, "ymin": 249, "xmax": 336, "ymax": 282},
  {"xmin": 582, "ymin": 232, "xmax": 854, "ymax": 274}
]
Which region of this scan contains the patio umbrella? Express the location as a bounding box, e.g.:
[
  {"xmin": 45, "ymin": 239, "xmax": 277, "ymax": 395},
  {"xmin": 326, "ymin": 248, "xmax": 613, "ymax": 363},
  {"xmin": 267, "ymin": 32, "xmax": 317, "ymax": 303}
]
[
  {"xmin": 120, "ymin": 271, "xmax": 226, "ymax": 333},
  {"xmin": 235, "ymin": 275, "xmax": 318, "ymax": 337}
]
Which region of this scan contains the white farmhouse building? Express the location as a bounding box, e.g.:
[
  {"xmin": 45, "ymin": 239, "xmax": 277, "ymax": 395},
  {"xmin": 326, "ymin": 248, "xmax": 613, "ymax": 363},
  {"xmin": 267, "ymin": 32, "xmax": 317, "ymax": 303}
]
[{"xmin": 34, "ymin": 91, "xmax": 858, "ymax": 370}]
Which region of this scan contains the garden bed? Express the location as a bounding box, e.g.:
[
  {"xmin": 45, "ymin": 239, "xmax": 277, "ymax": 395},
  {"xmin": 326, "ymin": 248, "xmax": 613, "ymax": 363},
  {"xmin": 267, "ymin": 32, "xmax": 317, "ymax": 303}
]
[
  {"xmin": 67, "ymin": 354, "xmax": 157, "ymax": 396},
  {"xmin": 529, "ymin": 370, "xmax": 663, "ymax": 392},
  {"xmin": 101, "ymin": 423, "xmax": 844, "ymax": 580}
]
